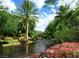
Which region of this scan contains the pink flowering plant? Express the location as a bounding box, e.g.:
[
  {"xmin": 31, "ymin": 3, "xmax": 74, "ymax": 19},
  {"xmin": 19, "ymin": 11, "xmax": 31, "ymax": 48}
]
[{"xmin": 30, "ymin": 42, "xmax": 79, "ymax": 58}]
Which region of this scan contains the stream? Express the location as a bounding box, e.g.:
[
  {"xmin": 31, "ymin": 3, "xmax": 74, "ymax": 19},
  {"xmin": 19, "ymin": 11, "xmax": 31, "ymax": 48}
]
[{"xmin": 0, "ymin": 39, "xmax": 49, "ymax": 58}]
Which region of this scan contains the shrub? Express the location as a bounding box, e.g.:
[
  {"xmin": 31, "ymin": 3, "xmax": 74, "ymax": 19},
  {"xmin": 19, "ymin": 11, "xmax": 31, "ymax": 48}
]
[{"xmin": 44, "ymin": 42, "xmax": 79, "ymax": 58}]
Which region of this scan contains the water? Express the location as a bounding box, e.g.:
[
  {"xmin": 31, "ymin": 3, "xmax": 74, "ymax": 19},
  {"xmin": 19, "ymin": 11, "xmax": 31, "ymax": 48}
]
[
  {"xmin": 34, "ymin": 39, "xmax": 48, "ymax": 53},
  {"xmin": 0, "ymin": 39, "xmax": 48, "ymax": 58},
  {"xmin": 0, "ymin": 44, "xmax": 34, "ymax": 57}
]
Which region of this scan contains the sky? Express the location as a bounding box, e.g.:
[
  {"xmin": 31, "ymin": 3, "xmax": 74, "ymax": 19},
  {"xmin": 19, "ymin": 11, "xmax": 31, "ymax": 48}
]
[{"xmin": 1, "ymin": 0, "xmax": 78, "ymax": 32}]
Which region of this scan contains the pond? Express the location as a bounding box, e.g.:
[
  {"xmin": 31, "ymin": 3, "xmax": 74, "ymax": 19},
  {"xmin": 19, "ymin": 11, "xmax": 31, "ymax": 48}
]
[{"xmin": 0, "ymin": 39, "xmax": 49, "ymax": 58}]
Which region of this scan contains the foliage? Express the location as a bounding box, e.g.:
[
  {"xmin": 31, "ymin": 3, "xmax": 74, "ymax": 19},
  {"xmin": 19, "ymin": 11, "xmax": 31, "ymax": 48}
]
[
  {"xmin": 3, "ymin": 14, "xmax": 21, "ymax": 36},
  {"xmin": 17, "ymin": 0, "xmax": 38, "ymax": 39},
  {"xmin": 0, "ymin": 10, "xmax": 21, "ymax": 36},
  {"xmin": 44, "ymin": 0, "xmax": 58, "ymax": 7},
  {"xmin": 0, "ymin": 0, "xmax": 38, "ymax": 38},
  {"xmin": 45, "ymin": 5, "xmax": 79, "ymax": 42}
]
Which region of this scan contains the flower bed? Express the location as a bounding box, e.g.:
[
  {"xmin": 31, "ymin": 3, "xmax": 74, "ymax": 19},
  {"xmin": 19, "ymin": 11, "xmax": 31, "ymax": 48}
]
[
  {"xmin": 44, "ymin": 42, "xmax": 79, "ymax": 58},
  {"xmin": 30, "ymin": 42, "xmax": 79, "ymax": 58}
]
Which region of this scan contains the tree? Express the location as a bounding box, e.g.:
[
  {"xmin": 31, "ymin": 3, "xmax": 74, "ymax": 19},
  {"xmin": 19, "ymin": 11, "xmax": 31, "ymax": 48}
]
[
  {"xmin": 45, "ymin": 5, "xmax": 71, "ymax": 37},
  {"xmin": 45, "ymin": 4, "xmax": 79, "ymax": 43},
  {"xmin": 0, "ymin": 2, "xmax": 21, "ymax": 36},
  {"xmin": 20, "ymin": 0, "xmax": 38, "ymax": 56},
  {"xmin": 21, "ymin": 0, "xmax": 38, "ymax": 40},
  {"xmin": 0, "ymin": 9, "xmax": 21, "ymax": 36}
]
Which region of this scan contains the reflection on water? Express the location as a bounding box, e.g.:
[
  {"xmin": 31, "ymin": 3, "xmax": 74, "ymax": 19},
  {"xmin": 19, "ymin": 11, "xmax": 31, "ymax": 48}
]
[
  {"xmin": 0, "ymin": 44, "xmax": 34, "ymax": 58},
  {"xmin": 0, "ymin": 39, "xmax": 48, "ymax": 58}
]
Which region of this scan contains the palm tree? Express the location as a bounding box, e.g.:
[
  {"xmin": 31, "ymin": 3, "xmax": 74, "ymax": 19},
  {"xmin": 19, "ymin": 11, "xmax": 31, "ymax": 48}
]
[
  {"xmin": 45, "ymin": 5, "xmax": 70, "ymax": 36},
  {"xmin": 21, "ymin": 0, "xmax": 38, "ymax": 56},
  {"xmin": 45, "ymin": 1, "xmax": 79, "ymax": 41}
]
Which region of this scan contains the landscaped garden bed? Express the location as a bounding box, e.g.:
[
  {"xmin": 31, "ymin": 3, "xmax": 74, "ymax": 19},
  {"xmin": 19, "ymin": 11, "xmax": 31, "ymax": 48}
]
[{"xmin": 30, "ymin": 42, "xmax": 79, "ymax": 58}]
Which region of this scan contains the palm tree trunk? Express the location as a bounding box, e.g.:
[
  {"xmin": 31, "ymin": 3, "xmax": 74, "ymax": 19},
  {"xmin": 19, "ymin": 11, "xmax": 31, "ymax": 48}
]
[
  {"xmin": 25, "ymin": 21, "xmax": 29, "ymax": 57},
  {"xmin": 26, "ymin": 21, "xmax": 29, "ymax": 41}
]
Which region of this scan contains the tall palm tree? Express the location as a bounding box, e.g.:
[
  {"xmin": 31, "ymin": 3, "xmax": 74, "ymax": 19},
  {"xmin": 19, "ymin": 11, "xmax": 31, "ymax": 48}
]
[{"xmin": 21, "ymin": 0, "xmax": 38, "ymax": 56}]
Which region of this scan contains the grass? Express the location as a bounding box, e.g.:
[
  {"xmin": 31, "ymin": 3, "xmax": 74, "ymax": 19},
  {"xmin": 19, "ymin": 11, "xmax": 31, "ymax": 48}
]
[
  {"xmin": 3, "ymin": 37, "xmax": 20, "ymax": 47},
  {"xmin": 2, "ymin": 36, "xmax": 34, "ymax": 47}
]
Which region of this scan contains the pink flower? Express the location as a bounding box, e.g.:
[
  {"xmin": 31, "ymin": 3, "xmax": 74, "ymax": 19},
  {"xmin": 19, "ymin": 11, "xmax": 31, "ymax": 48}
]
[{"xmin": 44, "ymin": 42, "xmax": 79, "ymax": 58}]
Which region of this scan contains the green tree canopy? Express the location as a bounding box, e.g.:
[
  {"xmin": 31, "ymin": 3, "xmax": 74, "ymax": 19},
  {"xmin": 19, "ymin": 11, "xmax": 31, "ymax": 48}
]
[{"xmin": 45, "ymin": 4, "xmax": 79, "ymax": 42}]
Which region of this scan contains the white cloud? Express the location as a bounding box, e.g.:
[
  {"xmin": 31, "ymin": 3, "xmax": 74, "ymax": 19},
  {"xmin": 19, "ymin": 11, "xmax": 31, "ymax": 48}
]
[
  {"xmin": 51, "ymin": 9, "xmax": 56, "ymax": 13},
  {"xmin": 35, "ymin": 14, "xmax": 56, "ymax": 31},
  {"xmin": 57, "ymin": 0, "xmax": 78, "ymax": 8},
  {"xmin": 64, "ymin": 0, "xmax": 78, "ymax": 5},
  {"xmin": 2, "ymin": 0, "xmax": 16, "ymax": 11},
  {"xmin": 69, "ymin": 0, "xmax": 78, "ymax": 9},
  {"xmin": 56, "ymin": 0, "xmax": 63, "ymax": 7},
  {"xmin": 32, "ymin": 0, "xmax": 45, "ymax": 9},
  {"xmin": 63, "ymin": 0, "xmax": 78, "ymax": 9}
]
